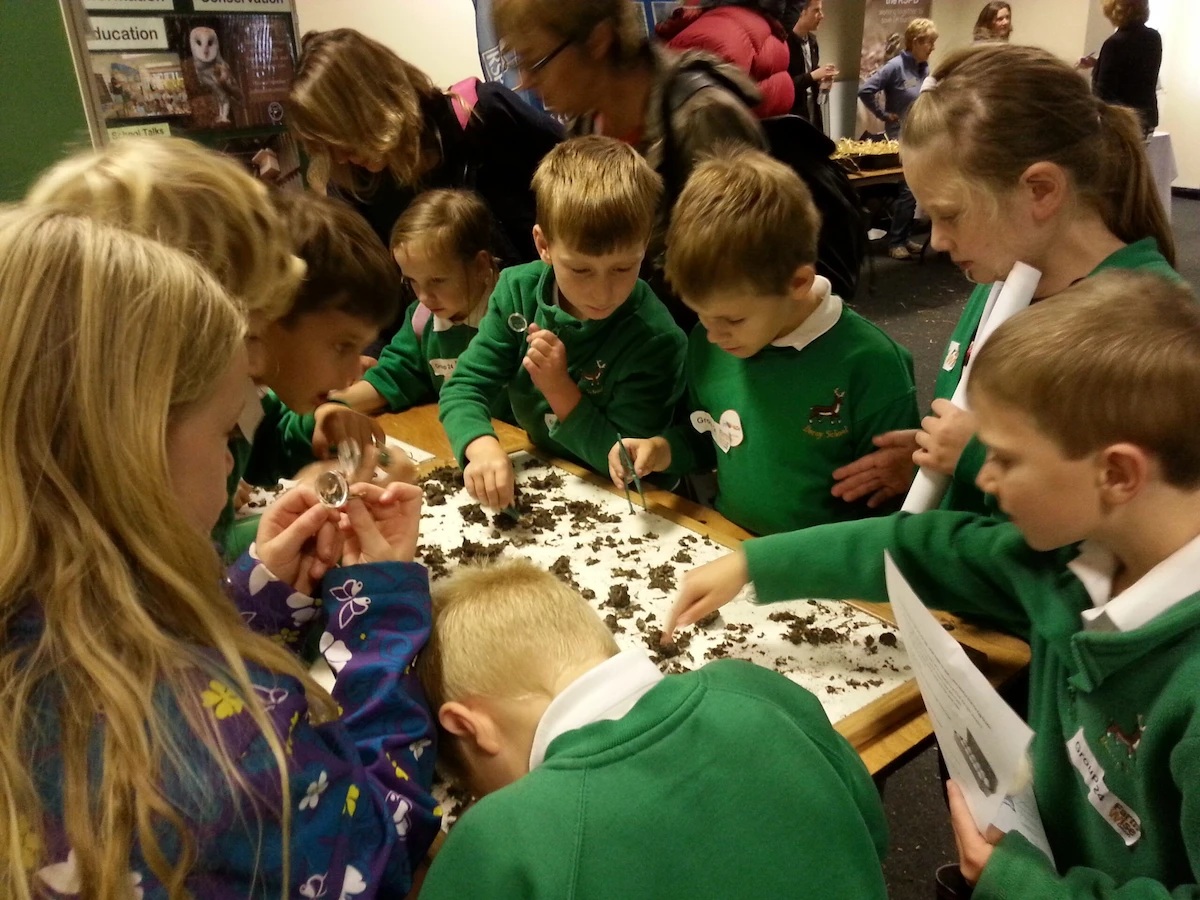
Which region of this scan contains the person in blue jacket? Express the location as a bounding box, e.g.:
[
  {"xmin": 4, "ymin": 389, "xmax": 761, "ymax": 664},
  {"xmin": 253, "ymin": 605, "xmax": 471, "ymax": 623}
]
[{"xmin": 858, "ymin": 17, "xmax": 939, "ymax": 260}]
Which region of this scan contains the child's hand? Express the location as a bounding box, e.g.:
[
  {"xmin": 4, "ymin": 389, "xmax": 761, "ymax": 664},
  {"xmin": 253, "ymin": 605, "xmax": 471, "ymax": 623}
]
[
  {"xmin": 312, "ymin": 403, "xmax": 386, "ymax": 460},
  {"xmin": 665, "ymin": 550, "xmax": 749, "ymax": 638},
  {"xmin": 914, "ymin": 400, "xmax": 978, "ymax": 476},
  {"xmin": 608, "ymin": 437, "xmax": 670, "ymax": 490},
  {"xmin": 374, "ymin": 444, "xmax": 419, "ymax": 486},
  {"xmin": 256, "ymin": 486, "xmax": 343, "ymax": 594},
  {"xmin": 234, "ymin": 479, "xmax": 252, "ymax": 510},
  {"xmin": 463, "ymin": 435, "xmax": 515, "ymax": 509},
  {"xmin": 947, "ymin": 781, "xmax": 1002, "ymax": 885},
  {"xmin": 358, "ymin": 355, "xmax": 379, "ymax": 377},
  {"xmin": 831, "ymin": 429, "xmax": 919, "ymax": 507},
  {"xmin": 337, "ymin": 482, "xmax": 424, "ymax": 565},
  {"xmin": 523, "ymin": 324, "xmax": 572, "ymax": 390}
]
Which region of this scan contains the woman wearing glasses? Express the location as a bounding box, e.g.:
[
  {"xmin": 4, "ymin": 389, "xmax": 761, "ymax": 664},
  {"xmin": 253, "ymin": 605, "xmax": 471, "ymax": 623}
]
[
  {"xmin": 288, "ymin": 28, "xmax": 563, "ymax": 264},
  {"xmin": 491, "ymin": 0, "xmax": 766, "ymax": 329}
]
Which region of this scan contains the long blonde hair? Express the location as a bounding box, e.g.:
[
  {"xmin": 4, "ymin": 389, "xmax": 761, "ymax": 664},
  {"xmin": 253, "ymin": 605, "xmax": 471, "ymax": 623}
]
[
  {"xmin": 288, "ymin": 29, "xmax": 445, "ymax": 196},
  {"xmin": 25, "ymin": 136, "xmax": 304, "ymax": 324},
  {"xmin": 0, "ymin": 208, "xmax": 333, "ymax": 900},
  {"xmin": 905, "ymin": 44, "xmax": 1175, "ymax": 266}
]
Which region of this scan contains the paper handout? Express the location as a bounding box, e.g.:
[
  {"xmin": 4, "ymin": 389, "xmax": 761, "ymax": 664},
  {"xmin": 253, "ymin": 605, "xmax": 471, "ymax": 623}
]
[{"xmin": 884, "ymin": 552, "xmax": 1054, "ymax": 862}]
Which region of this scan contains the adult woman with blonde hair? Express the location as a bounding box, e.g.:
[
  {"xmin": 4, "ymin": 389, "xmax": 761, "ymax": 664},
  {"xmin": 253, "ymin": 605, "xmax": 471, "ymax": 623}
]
[
  {"xmin": 1081, "ymin": 0, "xmax": 1162, "ymax": 135},
  {"xmin": 288, "ymin": 28, "xmax": 562, "ymax": 261},
  {"xmin": 832, "ymin": 43, "xmax": 1178, "ymax": 515},
  {"xmin": 972, "ymin": 2, "xmax": 1012, "ymax": 42},
  {"xmin": 0, "ymin": 207, "xmax": 440, "ymax": 899}
]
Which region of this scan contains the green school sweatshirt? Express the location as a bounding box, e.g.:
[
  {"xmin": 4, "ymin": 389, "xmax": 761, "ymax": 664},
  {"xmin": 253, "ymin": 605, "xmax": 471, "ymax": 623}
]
[
  {"xmin": 212, "ymin": 391, "xmax": 319, "ymax": 558},
  {"xmin": 935, "ymin": 239, "xmax": 1180, "ymax": 515},
  {"xmin": 438, "ymin": 261, "xmax": 687, "ymax": 473},
  {"xmin": 744, "ymin": 513, "xmax": 1200, "ymax": 898},
  {"xmin": 420, "ymin": 660, "xmax": 889, "ymax": 900},
  {"xmin": 665, "ymin": 300, "xmax": 918, "ymax": 535},
  {"xmin": 363, "ymin": 300, "xmax": 511, "ymax": 421}
]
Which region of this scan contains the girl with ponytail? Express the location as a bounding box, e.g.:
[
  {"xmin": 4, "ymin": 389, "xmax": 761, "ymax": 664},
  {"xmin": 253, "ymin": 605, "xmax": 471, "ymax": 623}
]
[
  {"xmin": 830, "ymin": 43, "xmax": 1180, "ymax": 515},
  {"xmin": 0, "ymin": 208, "xmax": 440, "ymax": 899}
]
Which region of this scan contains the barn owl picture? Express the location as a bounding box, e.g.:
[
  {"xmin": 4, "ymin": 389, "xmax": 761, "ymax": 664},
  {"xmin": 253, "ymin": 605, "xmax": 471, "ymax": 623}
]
[{"xmin": 189, "ymin": 26, "xmax": 243, "ymax": 125}]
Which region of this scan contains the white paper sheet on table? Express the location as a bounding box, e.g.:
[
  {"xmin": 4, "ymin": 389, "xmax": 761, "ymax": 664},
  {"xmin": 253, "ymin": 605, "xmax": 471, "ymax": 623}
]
[
  {"xmin": 385, "ymin": 434, "xmax": 434, "ymax": 464},
  {"xmin": 884, "ymin": 553, "xmax": 1053, "ymax": 862}
]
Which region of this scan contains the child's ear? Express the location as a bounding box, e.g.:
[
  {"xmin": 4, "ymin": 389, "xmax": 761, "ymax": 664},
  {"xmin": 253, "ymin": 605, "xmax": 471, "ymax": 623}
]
[
  {"xmin": 472, "ymin": 249, "xmax": 495, "ymax": 281},
  {"xmin": 585, "ymin": 22, "xmax": 614, "ymax": 64},
  {"xmin": 532, "ymin": 226, "xmax": 553, "ymax": 265},
  {"xmin": 1097, "ymin": 443, "xmax": 1151, "ymax": 506},
  {"xmin": 1020, "ymin": 161, "xmax": 1069, "ymax": 224},
  {"xmin": 439, "ymin": 701, "xmax": 503, "ymax": 756},
  {"xmin": 787, "ymin": 264, "xmax": 818, "ymax": 302}
]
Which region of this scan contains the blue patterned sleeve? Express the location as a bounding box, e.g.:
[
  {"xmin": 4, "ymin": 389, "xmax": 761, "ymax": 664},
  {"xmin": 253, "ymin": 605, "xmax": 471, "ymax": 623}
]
[
  {"xmin": 196, "ymin": 561, "xmax": 441, "ymax": 900},
  {"xmin": 225, "ymin": 544, "xmax": 328, "ymax": 651}
]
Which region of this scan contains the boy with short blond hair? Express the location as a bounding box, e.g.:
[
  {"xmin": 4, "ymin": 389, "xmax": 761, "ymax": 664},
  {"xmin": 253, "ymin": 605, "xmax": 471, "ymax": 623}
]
[
  {"xmin": 611, "ymin": 149, "xmax": 918, "ymax": 535},
  {"xmin": 416, "ymin": 559, "xmax": 889, "ymax": 900},
  {"xmin": 669, "ymin": 271, "xmax": 1200, "ymax": 898},
  {"xmin": 439, "ymin": 136, "xmax": 687, "ymax": 509}
]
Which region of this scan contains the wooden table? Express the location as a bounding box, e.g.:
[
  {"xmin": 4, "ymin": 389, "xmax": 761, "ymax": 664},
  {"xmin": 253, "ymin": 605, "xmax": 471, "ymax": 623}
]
[
  {"xmin": 845, "ymin": 165, "xmax": 906, "ymax": 188},
  {"xmin": 378, "ymin": 406, "xmax": 1031, "ymax": 777}
]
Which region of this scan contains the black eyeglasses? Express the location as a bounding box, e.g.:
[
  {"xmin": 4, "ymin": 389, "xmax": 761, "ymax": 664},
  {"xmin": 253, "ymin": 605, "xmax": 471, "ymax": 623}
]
[{"xmin": 504, "ymin": 37, "xmax": 574, "ymax": 79}]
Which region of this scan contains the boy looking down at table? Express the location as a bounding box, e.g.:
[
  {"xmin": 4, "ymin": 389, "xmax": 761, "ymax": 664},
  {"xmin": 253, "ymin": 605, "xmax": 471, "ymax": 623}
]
[
  {"xmin": 415, "ymin": 559, "xmax": 889, "ymax": 900},
  {"xmin": 438, "ymin": 136, "xmax": 687, "ymax": 509},
  {"xmin": 668, "ymin": 271, "xmax": 1200, "ymax": 898},
  {"xmin": 609, "ymin": 148, "xmax": 918, "ymax": 535}
]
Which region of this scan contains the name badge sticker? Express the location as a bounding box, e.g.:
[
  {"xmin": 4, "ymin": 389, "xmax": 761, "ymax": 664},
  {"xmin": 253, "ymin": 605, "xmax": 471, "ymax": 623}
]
[
  {"xmin": 1067, "ymin": 728, "xmax": 1142, "ymax": 846},
  {"xmin": 429, "ymin": 358, "xmax": 457, "ymax": 379},
  {"xmin": 690, "ymin": 409, "xmax": 744, "ymax": 453}
]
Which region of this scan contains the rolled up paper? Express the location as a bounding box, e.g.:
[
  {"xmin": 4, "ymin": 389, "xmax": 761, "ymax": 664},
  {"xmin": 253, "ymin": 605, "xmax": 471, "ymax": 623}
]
[{"xmin": 902, "ymin": 262, "xmax": 1042, "ymax": 514}]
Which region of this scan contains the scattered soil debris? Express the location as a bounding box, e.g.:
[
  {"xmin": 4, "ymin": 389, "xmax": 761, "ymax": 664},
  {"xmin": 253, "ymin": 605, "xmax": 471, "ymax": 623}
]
[
  {"xmin": 672, "ymin": 549, "xmax": 693, "ymax": 564},
  {"xmin": 458, "ymin": 503, "xmax": 489, "ymax": 526},
  {"xmin": 526, "ymin": 472, "xmax": 563, "ymax": 491},
  {"xmin": 447, "ymin": 538, "xmax": 510, "ymax": 564},
  {"xmin": 647, "ymin": 564, "xmax": 676, "ymax": 593},
  {"xmin": 695, "ymin": 611, "xmax": 721, "ymax": 628}
]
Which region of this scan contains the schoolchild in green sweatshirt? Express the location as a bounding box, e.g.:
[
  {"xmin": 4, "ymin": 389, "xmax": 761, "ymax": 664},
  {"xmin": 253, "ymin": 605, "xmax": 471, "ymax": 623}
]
[
  {"xmin": 415, "ymin": 559, "xmax": 889, "ymax": 900},
  {"xmin": 438, "ymin": 136, "xmax": 687, "ymax": 509},
  {"xmin": 217, "ymin": 191, "xmax": 408, "ymax": 557},
  {"xmin": 829, "ymin": 44, "xmax": 1180, "ymax": 517},
  {"xmin": 609, "ymin": 149, "xmax": 918, "ymax": 535},
  {"xmin": 333, "ymin": 189, "xmax": 511, "ymax": 424},
  {"xmin": 667, "ymin": 272, "xmax": 1200, "ymax": 899}
]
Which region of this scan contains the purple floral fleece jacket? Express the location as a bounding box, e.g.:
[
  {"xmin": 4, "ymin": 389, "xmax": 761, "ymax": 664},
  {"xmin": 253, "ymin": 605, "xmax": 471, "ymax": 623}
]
[{"xmin": 18, "ymin": 547, "xmax": 442, "ymax": 900}]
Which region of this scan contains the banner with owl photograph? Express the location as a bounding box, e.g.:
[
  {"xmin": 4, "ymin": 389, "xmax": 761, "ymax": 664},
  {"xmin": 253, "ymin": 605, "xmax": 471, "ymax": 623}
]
[{"xmin": 85, "ymin": 11, "xmax": 295, "ymax": 132}]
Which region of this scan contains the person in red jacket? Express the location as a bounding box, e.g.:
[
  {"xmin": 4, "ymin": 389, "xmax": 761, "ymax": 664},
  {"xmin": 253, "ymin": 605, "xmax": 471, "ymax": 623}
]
[{"xmin": 656, "ymin": 0, "xmax": 795, "ymax": 118}]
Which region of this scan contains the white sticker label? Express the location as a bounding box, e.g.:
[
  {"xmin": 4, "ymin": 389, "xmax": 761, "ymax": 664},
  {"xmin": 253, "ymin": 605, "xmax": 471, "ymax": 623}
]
[
  {"xmin": 429, "ymin": 358, "xmax": 457, "ymax": 379},
  {"xmin": 106, "ymin": 122, "xmax": 171, "ymax": 140},
  {"xmin": 192, "ymin": 0, "xmax": 293, "ymax": 11},
  {"xmin": 690, "ymin": 409, "xmax": 744, "ymax": 453},
  {"xmin": 943, "ymin": 341, "xmax": 961, "ymax": 372},
  {"xmin": 544, "ymin": 413, "xmax": 560, "ymax": 431},
  {"xmin": 86, "ymin": 16, "xmax": 169, "ymax": 50},
  {"xmin": 1066, "ymin": 728, "xmax": 1142, "ymax": 846}
]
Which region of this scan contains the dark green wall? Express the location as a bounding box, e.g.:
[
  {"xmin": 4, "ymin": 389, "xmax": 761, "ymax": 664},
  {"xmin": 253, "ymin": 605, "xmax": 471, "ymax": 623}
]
[{"xmin": 0, "ymin": 1, "xmax": 93, "ymax": 201}]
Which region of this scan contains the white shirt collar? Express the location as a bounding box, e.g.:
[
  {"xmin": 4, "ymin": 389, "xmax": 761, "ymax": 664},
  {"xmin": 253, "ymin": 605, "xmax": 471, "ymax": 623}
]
[
  {"xmin": 237, "ymin": 381, "xmax": 268, "ymax": 442},
  {"xmin": 528, "ymin": 649, "xmax": 664, "ymax": 770},
  {"xmin": 770, "ymin": 277, "xmax": 843, "ymax": 351},
  {"xmin": 1071, "ymin": 533, "xmax": 1200, "ymax": 632},
  {"xmin": 432, "ymin": 303, "xmax": 486, "ymax": 332}
]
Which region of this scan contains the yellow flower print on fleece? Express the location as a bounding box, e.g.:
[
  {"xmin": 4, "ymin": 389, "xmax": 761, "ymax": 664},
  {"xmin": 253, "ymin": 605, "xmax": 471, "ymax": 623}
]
[
  {"xmin": 201, "ymin": 680, "xmax": 245, "ymax": 719},
  {"xmin": 344, "ymin": 783, "xmax": 361, "ymax": 817},
  {"xmin": 19, "ymin": 815, "xmax": 41, "ymax": 870}
]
